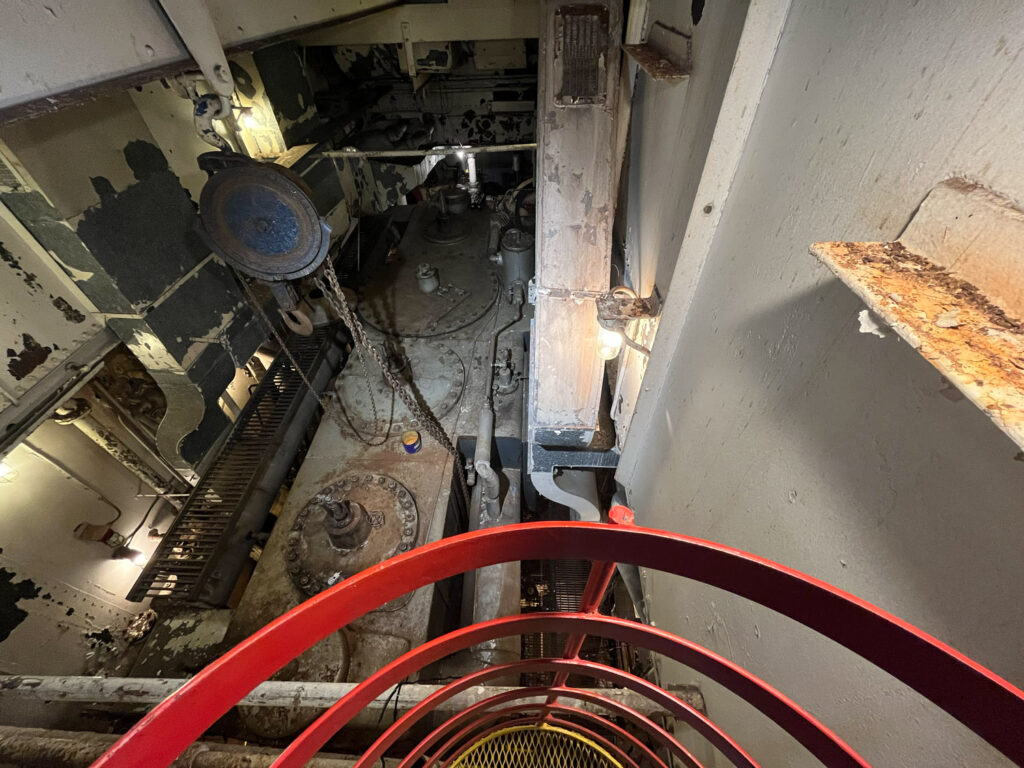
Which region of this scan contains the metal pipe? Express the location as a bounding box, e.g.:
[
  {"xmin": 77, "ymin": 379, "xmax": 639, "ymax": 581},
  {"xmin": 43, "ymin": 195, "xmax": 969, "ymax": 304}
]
[
  {"xmin": 473, "ymin": 408, "xmax": 499, "ymax": 523},
  {"xmin": 0, "ymin": 726, "xmax": 362, "ymax": 768},
  {"xmin": 89, "ymin": 381, "xmax": 158, "ymax": 443},
  {"xmin": 52, "ymin": 399, "xmax": 183, "ymax": 508},
  {"xmin": 474, "ymin": 289, "xmax": 524, "ymax": 524},
  {"xmin": 0, "ymin": 675, "xmax": 692, "ymax": 715},
  {"xmin": 321, "ymin": 143, "xmax": 537, "ymax": 160}
]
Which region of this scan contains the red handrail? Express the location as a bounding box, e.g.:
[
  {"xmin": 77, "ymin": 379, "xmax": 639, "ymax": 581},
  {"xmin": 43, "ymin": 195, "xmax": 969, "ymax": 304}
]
[
  {"xmin": 398, "ymin": 685, "xmax": 700, "ymax": 768},
  {"xmin": 341, "ymin": 659, "xmax": 758, "ymax": 768},
  {"xmin": 92, "ymin": 515, "xmax": 1024, "ymax": 768},
  {"xmin": 422, "ymin": 704, "xmax": 671, "ymax": 768}
]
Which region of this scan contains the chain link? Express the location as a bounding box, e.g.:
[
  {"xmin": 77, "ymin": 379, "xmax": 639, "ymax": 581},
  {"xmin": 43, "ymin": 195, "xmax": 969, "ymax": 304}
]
[
  {"xmin": 237, "ymin": 271, "xmax": 390, "ymax": 444},
  {"xmin": 235, "ymin": 263, "xmax": 470, "ymax": 511},
  {"xmin": 237, "ymin": 273, "xmax": 325, "ymax": 400},
  {"xmin": 315, "ymin": 261, "xmax": 471, "ymax": 510}
]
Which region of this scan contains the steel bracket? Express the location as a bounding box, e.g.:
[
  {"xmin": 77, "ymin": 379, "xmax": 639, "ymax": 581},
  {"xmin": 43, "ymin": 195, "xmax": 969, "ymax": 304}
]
[{"xmin": 157, "ymin": 0, "xmax": 234, "ymax": 98}]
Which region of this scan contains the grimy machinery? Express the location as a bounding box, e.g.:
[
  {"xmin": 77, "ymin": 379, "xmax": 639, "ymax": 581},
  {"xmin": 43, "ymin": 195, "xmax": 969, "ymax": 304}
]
[{"xmin": 0, "ymin": 2, "xmax": 1023, "ymax": 767}]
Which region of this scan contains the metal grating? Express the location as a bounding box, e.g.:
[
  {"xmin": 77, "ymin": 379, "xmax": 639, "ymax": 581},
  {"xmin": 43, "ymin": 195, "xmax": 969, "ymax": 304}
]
[
  {"xmin": 522, "ymin": 558, "xmax": 591, "ymax": 686},
  {"xmin": 554, "ymin": 5, "xmax": 609, "ymax": 106},
  {"xmin": 128, "ymin": 328, "xmax": 339, "ymax": 602},
  {"xmin": 449, "ymin": 724, "xmax": 620, "ymax": 768}
]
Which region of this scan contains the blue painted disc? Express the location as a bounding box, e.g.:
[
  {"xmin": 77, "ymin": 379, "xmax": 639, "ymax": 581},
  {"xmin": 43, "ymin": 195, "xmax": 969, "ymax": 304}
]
[{"xmin": 223, "ymin": 186, "xmax": 300, "ymax": 256}]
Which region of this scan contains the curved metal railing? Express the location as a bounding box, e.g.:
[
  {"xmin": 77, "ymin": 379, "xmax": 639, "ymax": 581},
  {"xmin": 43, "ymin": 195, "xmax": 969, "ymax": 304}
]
[{"xmin": 92, "ymin": 506, "xmax": 1024, "ymax": 767}]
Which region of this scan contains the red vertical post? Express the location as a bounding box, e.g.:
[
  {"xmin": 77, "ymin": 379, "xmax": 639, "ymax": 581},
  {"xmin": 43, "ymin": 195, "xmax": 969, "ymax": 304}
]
[{"xmin": 545, "ymin": 506, "xmax": 635, "ymax": 705}]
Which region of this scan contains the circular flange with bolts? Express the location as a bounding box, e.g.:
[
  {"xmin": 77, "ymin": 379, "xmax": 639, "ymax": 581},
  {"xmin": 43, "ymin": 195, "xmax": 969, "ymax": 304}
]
[
  {"xmin": 334, "ymin": 340, "xmax": 465, "ymax": 437},
  {"xmin": 285, "ymin": 473, "xmax": 419, "ymax": 604},
  {"xmin": 199, "ymin": 162, "xmax": 330, "ymax": 281}
]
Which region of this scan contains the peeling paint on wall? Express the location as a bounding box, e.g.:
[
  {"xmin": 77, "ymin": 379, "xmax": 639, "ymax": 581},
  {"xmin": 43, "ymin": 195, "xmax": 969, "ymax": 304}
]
[
  {"xmin": 0, "ymin": 566, "xmax": 40, "ymax": 643},
  {"xmin": 0, "ymin": 239, "xmax": 42, "ymax": 292},
  {"xmin": 76, "ymin": 140, "xmax": 208, "ymax": 309},
  {"xmin": 50, "ymin": 295, "xmax": 86, "ymax": 323},
  {"xmin": 253, "ymin": 42, "xmax": 323, "ymax": 146},
  {"xmin": 6, "ymin": 332, "xmax": 53, "ymax": 380}
]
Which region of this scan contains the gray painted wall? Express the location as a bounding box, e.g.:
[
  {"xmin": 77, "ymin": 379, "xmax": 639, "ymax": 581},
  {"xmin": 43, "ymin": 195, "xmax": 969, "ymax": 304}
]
[
  {"xmin": 613, "ymin": 0, "xmax": 750, "ymax": 450},
  {"xmin": 619, "ymin": 1, "xmax": 1024, "ymax": 765}
]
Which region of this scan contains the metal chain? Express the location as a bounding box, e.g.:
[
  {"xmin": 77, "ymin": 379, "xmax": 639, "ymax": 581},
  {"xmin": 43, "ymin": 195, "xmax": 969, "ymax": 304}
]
[
  {"xmin": 237, "ymin": 272, "xmax": 390, "ymax": 444},
  {"xmin": 315, "ymin": 261, "xmax": 471, "ymax": 510},
  {"xmin": 346, "ymin": 338, "xmax": 391, "ymax": 446},
  {"xmin": 237, "ymin": 274, "xmax": 324, "ymax": 400}
]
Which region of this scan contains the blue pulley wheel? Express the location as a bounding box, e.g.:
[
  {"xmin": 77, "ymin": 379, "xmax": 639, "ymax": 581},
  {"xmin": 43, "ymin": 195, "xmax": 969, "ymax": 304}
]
[{"xmin": 199, "ymin": 158, "xmax": 331, "ymax": 281}]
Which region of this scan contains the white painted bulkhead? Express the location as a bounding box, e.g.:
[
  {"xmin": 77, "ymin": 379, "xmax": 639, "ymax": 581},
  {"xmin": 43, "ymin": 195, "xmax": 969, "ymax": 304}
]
[{"xmin": 619, "ymin": 1, "xmax": 1024, "ymax": 765}]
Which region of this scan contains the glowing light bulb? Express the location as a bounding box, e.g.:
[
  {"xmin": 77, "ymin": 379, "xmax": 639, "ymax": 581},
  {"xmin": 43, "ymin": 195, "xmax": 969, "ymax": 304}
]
[
  {"xmin": 597, "ymin": 326, "xmax": 623, "ymax": 360},
  {"xmin": 239, "ymin": 107, "xmax": 259, "ymax": 129},
  {"xmin": 112, "ymin": 545, "xmax": 148, "ymax": 567},
  {"xmin": 456, "ymin": 150, "xmax": 466, "ymax": 160}
]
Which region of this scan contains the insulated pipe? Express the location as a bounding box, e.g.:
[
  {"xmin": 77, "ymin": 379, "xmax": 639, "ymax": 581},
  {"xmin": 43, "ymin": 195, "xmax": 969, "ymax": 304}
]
[
  {"xmin": 53, "ymin": 399, "xmax": 183, "ymax": 508},
  {"xmin": 473, "ymin": 408, "xmax": 500, "ymax": 523},
  {"xmin": 0, "ymin": 676, "xmax": 691, "ymax": 717},
  {"xmin": 321, "ymin": 143, "xmax": 537, "ymax": 160},
  {"xmin": 0, "ymin": 726, "xmax": 359, "ymax": 768},
  {"xmin": 465, "ymin": 153, "xmax": 481, "ymax": 204}
]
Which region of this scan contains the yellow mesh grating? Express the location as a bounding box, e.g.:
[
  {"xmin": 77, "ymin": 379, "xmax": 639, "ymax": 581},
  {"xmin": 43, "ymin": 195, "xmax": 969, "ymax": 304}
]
[{"xmin": 448, "ymin": 723, "xmax": 622, "ymax": 768}]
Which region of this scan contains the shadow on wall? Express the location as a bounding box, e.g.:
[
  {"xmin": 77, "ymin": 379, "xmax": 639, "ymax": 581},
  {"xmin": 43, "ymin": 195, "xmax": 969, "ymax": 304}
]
[{"xmin": 730, "ymin": 279, "xmax": 1024, "ymax": 668}]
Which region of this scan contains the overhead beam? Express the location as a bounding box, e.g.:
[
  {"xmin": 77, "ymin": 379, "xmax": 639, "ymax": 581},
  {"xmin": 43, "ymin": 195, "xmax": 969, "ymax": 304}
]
[
  {"xmin": 0, "ymin": 0, "xmax": 398, "ymax": 124},
  {"xmin": 298, "ymin": 0, "xmax": 540, "ymax": 46}
]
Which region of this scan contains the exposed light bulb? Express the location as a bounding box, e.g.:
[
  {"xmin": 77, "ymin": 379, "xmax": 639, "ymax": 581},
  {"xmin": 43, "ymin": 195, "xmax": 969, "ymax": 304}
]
[
  {"xmin": 112, "ymin": 545, "xmax": 148, "ymax": 567},
  {"xmin": 456, "ymin": 150, "xmax": 466, "ymax": 160},
  {"xmin": 597, "ymin": 326, "xmax": 623, "ymax": 360},
  {"xmin": 239, "ymin": 107, "xmax": 259, "ymax": 130}
]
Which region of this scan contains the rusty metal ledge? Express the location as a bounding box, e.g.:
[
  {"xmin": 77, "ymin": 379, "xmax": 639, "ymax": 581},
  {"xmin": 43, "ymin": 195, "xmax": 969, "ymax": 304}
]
[{"xmin": 811, "ymin": 240, "xmax": 1024, "ymax": 449}]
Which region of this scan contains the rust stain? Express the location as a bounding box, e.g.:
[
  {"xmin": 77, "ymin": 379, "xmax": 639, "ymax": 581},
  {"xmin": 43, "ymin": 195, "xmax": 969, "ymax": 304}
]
[
  {"xmin": 812, "ymin": 241, "xmax": 1024, "ymax": 448},
  {"xmin": 622, "ymin": 43, "xmax": 690, "ymax": 81}
]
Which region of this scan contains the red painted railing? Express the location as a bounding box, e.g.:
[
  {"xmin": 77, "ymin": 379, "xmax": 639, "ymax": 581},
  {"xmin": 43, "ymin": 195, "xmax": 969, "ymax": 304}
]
[{"xmin": 92, "ymin": 506, "xmax": 1024, "ymax": 767}]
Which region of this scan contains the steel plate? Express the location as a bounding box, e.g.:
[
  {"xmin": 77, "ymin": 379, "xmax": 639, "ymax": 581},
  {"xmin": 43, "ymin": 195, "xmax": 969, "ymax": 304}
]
[
  {"xmin": 333, "ymin": 340, "xmax": 465, "ymax": 437},
  {"xmin": 358, "ymin": 208, "xmax": 499, "ymax": 337}
]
